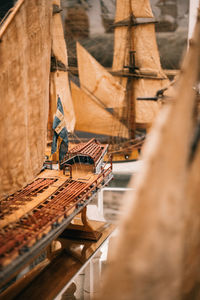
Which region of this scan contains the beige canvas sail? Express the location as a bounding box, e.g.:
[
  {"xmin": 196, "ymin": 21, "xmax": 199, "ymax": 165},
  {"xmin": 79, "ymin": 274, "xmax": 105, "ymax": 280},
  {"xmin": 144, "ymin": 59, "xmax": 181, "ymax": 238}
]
[
  {"xmin": 98, "ymin": 9, "xmax": 200, "ymax": 300},
  {"xmin": 0, "ymin": 0, "xmax": 52, "ymax": 199},
  {"xmin": 113, "ymin": 0, "xmax": 169, "ymax": 127},
  {"xmin": 77, "ymin": 42, "xmax": 126, "ymax": 109},
  {"xmin": 182, "ymin": 142, "xmax": 200, "ymax": 298},
  {"xmin": 49, "ymin": 0, "xmax": 75, "ymax": 134},
  {"xmin": 113, "ymin": 0, "xmax": 155, "ymax": 72},
  {"xmin": 71, "ymin": 82, "xmax": 129, "ymax": 138}
]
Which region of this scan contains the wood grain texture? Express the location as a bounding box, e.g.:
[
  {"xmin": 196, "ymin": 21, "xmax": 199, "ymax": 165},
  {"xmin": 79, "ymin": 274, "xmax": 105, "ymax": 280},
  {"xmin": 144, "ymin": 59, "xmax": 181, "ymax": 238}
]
[{"xmin": 0, "ymin": 170, "xmax": 67, "ymax": 228}]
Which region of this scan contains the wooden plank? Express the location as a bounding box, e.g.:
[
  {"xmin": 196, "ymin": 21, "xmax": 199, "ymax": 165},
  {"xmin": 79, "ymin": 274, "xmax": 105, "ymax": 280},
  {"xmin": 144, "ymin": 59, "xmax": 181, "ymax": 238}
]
[{"xmin": 0, "ymin": 170, "xmax": 68, "ymax": 228}]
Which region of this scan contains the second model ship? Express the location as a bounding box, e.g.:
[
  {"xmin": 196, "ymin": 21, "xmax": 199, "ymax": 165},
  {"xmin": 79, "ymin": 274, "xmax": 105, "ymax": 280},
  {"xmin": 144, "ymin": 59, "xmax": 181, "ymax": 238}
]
[{"xmin": 68, "ymin": 0, "xmax": 170, "ymax": 161}]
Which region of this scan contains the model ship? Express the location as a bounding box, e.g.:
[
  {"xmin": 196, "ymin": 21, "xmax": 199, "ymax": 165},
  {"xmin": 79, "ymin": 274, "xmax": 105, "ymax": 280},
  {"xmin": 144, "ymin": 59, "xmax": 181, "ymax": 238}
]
[
  {"xmin": 68, "ymin": 0, "xmax": 170, "ymax": 162},
  {"xmin": 98, "ymin": 5, "xmax": 200, "ymax": 299},
  {"xmin": 0, "ymin": 0, "xmax": 112, "ymax": 285}
]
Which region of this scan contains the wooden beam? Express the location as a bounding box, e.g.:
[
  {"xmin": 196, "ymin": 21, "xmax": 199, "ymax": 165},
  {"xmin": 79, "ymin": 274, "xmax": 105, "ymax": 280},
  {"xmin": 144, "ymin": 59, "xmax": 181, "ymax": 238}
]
[
  {"xmin": 67, "ymin": 66, "xmax": 179, "ymax": 79},
  {"xmin": 112, "ymin": 17, "xmax": 157, "ymax": 28}
]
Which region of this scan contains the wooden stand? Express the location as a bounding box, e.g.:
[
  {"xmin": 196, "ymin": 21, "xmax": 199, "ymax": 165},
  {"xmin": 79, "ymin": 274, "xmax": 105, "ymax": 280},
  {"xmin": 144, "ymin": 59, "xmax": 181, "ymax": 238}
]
[
  {"xmin": 60, "ymin": 206, "xmax": 102, "ymax": 241},
  {"xmin": 0, "ymin": 220, "xmax": 116, "ymax": 300}
]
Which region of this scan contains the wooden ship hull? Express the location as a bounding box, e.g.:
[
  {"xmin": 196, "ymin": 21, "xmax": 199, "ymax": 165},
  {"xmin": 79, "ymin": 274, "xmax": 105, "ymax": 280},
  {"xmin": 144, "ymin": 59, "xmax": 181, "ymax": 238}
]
[{"xmin": 0, "ymin": 139, "xmax": 113, "ymax": 285}]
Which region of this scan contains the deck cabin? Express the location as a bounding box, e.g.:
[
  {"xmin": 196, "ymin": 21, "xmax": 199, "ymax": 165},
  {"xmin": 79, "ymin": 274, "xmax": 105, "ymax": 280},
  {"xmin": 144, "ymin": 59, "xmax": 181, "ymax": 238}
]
[{"xmin": 60, "ymin": 138, "xmax": 109, "ymax": 179}]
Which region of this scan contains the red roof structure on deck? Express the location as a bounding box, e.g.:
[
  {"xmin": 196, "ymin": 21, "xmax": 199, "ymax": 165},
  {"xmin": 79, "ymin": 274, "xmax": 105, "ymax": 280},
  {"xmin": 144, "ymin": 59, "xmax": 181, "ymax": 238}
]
[{"xmin": 66, "ymin": 138, "xmax": 108, "ymax": 165}]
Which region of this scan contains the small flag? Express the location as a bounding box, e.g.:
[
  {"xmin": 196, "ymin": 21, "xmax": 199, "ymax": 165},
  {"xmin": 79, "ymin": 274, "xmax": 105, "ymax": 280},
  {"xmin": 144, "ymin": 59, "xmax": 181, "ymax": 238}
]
[{"xmin": 51, "ymin": 96, "xmax": 68, "ymax": 161}]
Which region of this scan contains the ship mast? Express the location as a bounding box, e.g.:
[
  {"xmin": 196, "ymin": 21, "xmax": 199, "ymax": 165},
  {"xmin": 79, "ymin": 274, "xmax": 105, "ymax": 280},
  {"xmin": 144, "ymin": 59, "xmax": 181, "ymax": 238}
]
[
  {"xmin": 125, "ymin": 6, "xmax": 137, "ymax": 140},
  {"xmin": 112, "ymin": 0, "xmax": 137, "ymax": 140},
  {"xmin": 112, "ymin": 0, "xmax": 169, "ymax": 139}
]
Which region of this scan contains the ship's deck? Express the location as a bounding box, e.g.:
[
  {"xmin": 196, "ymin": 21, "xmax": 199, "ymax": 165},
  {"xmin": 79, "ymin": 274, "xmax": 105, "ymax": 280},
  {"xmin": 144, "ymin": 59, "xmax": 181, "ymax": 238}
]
[{"xmin": 0, "ymin": 167, "xmax": 113, "ymax": 286}]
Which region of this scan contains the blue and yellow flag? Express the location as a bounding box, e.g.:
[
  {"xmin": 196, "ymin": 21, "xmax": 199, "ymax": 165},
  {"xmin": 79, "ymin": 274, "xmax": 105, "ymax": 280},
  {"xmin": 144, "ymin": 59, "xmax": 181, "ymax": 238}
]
[{"xmin": 51, "ymin": 96, "xmax": 68, "ymax": 161}]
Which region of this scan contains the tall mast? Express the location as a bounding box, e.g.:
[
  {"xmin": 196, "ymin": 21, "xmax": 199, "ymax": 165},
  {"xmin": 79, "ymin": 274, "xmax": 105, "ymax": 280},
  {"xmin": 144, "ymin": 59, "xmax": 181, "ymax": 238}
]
[{"xmin": 112, "ymin": 0, "xmax": 169, "ymax": 138}]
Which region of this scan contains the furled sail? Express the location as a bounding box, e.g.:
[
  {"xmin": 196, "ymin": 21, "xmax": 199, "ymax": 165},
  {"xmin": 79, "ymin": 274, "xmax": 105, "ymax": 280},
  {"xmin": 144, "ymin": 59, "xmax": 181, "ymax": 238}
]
[
  {"xmin": 71, "ymin": 82, "xmax": 129, "ymax": 138},
  {"xmin": 49, "ymin": 0, "xmax": 75, "ymax": 134},
  {"xmin": 98, "ymin": 9, "xmax": 200, "ymax": 299},
  {"xmin": 77, "ymin": 42, "xmax": 126, "ymax": 109},
  {"xmin": 0, "ymin": 0, "xmax": 52, "ymax": 199},
  {"xmin": 113, "ymin": 0, "xmax": 169, "ymax": 128}
]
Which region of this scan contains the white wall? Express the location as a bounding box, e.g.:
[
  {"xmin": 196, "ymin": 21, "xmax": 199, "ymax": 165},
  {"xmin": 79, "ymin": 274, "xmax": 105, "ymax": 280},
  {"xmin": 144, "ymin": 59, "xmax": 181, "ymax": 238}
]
[{"xmin": 188, "ymin": 0, "xmax": 199, "ymax": 40}]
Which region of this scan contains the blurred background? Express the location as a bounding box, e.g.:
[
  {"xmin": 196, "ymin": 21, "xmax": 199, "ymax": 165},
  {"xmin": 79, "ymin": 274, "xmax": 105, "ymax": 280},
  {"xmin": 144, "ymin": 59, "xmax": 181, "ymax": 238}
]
[
  {"xmin": 60, "ymin": 0, "xmax": 189, "ymax": 70},
  {"xmin": 0, "ymin": 0, "xmax": 189, "ymax": 70}
]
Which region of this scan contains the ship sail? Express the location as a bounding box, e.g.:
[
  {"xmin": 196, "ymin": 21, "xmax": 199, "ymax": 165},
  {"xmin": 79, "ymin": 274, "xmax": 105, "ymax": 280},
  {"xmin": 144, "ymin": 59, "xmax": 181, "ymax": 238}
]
[
  {"xmin": 71, "ymin": 81, "xmax": 129, "ymax": 138},
  {"xmin": 98, "ymin": 6, "xmax": 200, "ymax": 299},
  {"xmin": 49, "ymin": 0, "xmax": 75, "ymax": 135},
  {"xmin": 113, "ymin": 0, "xmax": 169, "ymax": 129},
  {"xmin": 70, "ymin": 0, "xmax": 170, "ymax": 158},
  {"xmin": 77, "ymin": 42, "xmax": 126, "ymax": 110},
  {"xmin": 0, "ymin": 0, "xmax": 52, "ymax": 199}
]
